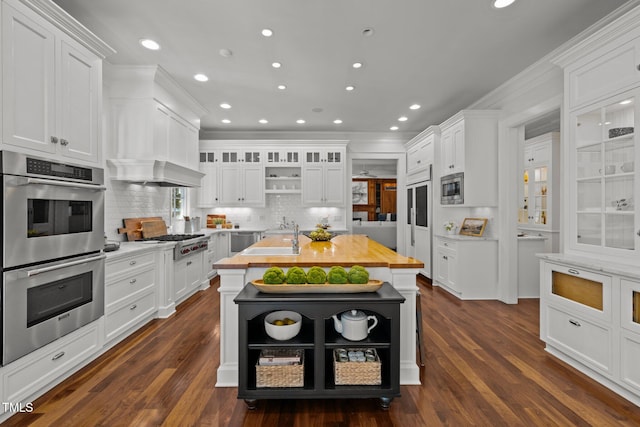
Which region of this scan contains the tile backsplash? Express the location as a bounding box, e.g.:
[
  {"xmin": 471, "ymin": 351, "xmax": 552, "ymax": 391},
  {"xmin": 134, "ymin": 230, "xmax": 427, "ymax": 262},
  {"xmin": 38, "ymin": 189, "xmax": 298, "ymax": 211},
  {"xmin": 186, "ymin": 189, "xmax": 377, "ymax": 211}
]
[{"xmin": 105, "ymin": 180, "xmax": 171, "ymax": 241}]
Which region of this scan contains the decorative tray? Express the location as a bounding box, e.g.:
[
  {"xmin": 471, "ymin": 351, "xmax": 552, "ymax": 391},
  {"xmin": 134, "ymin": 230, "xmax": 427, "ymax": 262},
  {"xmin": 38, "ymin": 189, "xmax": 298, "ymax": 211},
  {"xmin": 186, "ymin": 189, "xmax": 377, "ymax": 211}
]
[{"xmin": 251, "ymin": 279, "xmax": 383, "ymax": 294}]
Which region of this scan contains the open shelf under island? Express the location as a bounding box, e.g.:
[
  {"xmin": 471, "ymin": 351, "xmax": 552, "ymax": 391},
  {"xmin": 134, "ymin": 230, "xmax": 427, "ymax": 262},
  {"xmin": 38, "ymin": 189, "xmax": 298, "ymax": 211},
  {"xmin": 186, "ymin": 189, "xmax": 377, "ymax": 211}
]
[{"xmin": 214, "ymin": 234, "xmax": 424, "ymax": 389}]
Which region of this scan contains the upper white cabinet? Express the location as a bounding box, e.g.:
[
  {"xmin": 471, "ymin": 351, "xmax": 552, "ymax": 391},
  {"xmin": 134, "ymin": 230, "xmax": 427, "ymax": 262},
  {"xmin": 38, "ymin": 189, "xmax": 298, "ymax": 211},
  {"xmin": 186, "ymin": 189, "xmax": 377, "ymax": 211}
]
[
  {"xmin": 302, "ymin": 148, "xmax": 346, "ymax": 206},
  {"xmin": 438, "ymin": 110, "xmax": 500, "ymax": 207},
  {"xmin": 197, "ymin": 151, "xmax": 221, "ymax": 207},
  {"xmin": 552, "ymin": 12, "xmax": 640, "ymax": 262},
  {"xmin": 518, "ymin": 132, "xmax": 560, "ymax": 229},
  {"xmin": 406, "ymin": 126, "xmax": 437, "ymax": 183},
  {"xmin": 1, "ymin": 0, "xmax": 113, "ymax": 165},
  {"xmin": 265, "ymin": 149, "xmax": 300, "ymax": 165}
]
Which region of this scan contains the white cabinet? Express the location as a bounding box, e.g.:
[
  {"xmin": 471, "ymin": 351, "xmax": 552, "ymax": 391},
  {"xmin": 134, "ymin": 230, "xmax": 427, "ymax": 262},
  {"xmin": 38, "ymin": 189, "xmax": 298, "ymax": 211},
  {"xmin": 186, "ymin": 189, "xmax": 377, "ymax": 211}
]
[
  {"xmin": 438, "ymin": 110, "xmax": 500, "ymax": 206},
  {"xmin": 197, "ymin": 151, "xmax": 221, "ymax": 207},
  {"xmin": 174, "ymin": 253, "xmax": 203, "ymax": 303},
  {"xmin": 265, "ymin": 149, "xmax": 300, "ymax": 165},
  {"xmin": 213, "ymin": 231, "xmax": 230, "ymax": 262},
  {"xmin": 518, "ymin": 132, "xmax": 560, "ymax": 229},
  {"xmin": 105, "ymin": 251, "xmax": 157, "ymax": 345},
  {"xmin": 406, "ymin": 131, "xmax": 435, "ymax": 177},
  {"xmin": 1, "ymin": 0, "xmax": 109, "ymax": 165},
  {"xmin": 302, "ymin": 148, "xmax": 345, "ymax": 206},
  {"xmin": 433, "ymin": 236, "xmax": 498, "ymax": 299},
  {"xmin": 155, "ymin": 103, "xmax": 199, "ymax": 170},
  {"xmin": 216, "ymin": 149, "xmax": 264, "ymax": 206}
]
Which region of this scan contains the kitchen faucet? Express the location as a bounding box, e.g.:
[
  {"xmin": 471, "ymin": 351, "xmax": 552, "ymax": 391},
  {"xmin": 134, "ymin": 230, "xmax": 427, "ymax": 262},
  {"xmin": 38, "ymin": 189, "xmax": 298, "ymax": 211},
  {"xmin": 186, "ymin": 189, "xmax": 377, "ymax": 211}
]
[{"xmin": 292, "ymin": 223, "xmax": 299, "ymax": 254}]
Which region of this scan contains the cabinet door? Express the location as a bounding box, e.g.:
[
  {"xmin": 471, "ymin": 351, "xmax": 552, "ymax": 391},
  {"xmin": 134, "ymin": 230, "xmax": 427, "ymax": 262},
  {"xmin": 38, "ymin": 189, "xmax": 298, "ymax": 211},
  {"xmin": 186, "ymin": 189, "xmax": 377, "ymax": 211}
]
[
  {"xmin": 2, "ymin": 3, "xmax": 56, "ymax": 154},
  {"xmin": 440, "ymin": 130, "xmax": 454, "ymax": 173},
  {"xmin": 219, "ymin": 165, "xmax": 242, "ymax": 204},
  {"xmin": 435, "ymin": 249, "xmax": 448, "ymax": 284},
  {"xmin": 451, "ymin": 122, "xmax": 465, "ymax": 174},
  {"xmin": 323, "ymin": 165, "xmax": 344, "ymax": 205},
  {"xmin": 242, "ymin": 165, "xmax": 265, "ymax": 205},
  {"xmin": 571, "ymin": 93, "xmax": 638, "ymax": 258},
  {"xmin": 302, "ymin": 165, "xmax": 324, "ymax": 205},
  {"xmin": 186, "ymin": 255, "xmax": 202, "ymax": 291},
  {"xmin": 174, "ymin": 259, "xmax": 188, "ymax": 301},
  {"xmin": 58, "ymin": 39, "xmax": 100, "ymax": 163},
  {"xmin": 197, "ymin": 155, "xmax": 219, "ymax": 207}
]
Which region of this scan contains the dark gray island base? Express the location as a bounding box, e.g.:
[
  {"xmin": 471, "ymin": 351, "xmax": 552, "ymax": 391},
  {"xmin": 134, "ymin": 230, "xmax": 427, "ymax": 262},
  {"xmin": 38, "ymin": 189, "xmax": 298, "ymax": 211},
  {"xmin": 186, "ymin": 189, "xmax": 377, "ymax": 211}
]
[{"xmin": 234, "ymin": 282, "xmax": 405, "ymax": 409}]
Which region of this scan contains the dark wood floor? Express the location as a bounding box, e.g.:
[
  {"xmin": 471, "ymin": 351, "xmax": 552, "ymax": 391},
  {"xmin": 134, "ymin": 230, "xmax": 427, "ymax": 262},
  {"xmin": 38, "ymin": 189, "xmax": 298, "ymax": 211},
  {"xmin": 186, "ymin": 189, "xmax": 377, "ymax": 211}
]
[{"xmin": 4, "ymin": 277, "xmax": 640, "ymax": 426}]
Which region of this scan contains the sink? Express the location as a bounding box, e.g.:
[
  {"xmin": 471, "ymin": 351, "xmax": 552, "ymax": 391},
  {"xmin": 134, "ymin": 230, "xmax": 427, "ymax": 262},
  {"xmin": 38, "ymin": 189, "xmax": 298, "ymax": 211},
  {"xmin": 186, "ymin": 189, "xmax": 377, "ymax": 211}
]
[{"xmin": 240, "ymin": 247, "xmax": 299, "ymax": 256}]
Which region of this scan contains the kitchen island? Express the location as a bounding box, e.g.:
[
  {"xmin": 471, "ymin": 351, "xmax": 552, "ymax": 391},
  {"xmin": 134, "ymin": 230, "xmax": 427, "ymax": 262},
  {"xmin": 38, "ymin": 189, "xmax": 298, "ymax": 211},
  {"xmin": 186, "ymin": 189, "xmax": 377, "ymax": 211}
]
[{"xmin": 214, "ymin": 234, "xmax": 424, "ymax": 387}]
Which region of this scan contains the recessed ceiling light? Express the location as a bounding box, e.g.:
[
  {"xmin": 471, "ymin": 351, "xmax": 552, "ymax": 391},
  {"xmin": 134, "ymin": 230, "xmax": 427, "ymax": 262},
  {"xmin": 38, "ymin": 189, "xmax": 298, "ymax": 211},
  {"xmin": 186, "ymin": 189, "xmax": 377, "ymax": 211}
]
[
  {"xmin": 334, "ymin": 119, "xmax": 343, "ymax": 124},
  {"xmin": 272, "ymin": 62, "xmax": 282, "ymax": 68},
  {"xmin": 219, "ymin": 48, "xmax": 233, "ymax": 58},
  {"xmin": 398, "ymin": 116, "xmax": 408, "ymax": 122},
  {"xmin": 259, "ymin": 119, "xmax": 268, "ymax": 124},
  {"xmin": 362, "ymin": 28, "xmax": 375, "ymax": 37},
  {"xmin": 221, "ymin": 119, "xmax": 231, "ymax": 124},
  {"xmin": 352, "ymin": 62, "xmax": 363, "ymax": 69},
  {"xmin": 139, "ymin": 39, "xmax": 160, "ymax": 50},
  {"xmin": 277, "ymin": 84, "xmax": 287, "ymax": 90},
  {"xmin": 390, "ymin": 126, "xmax": 399, "ymax": 131},
  {"xmin": 493, "ymin": 0, "xmax": 516, "ymax": 8},
  {"xmin": 410, "ymin": 104, "xmax": 421, "ymax": 110},
  {"xmin": 194, "ymin": 74, "xmax": 209, "ymax": 82},
  {"xmin": 261, "ymin": 28, "xmax": 273, "ymax": 37},
  {"xmin": 220, "ymin": 103, "xmax": 231, "ymax": 109},
  {"xmin": 620, "ymin": 99, "xmax": 633, "ymax": 105},
  {"xmin": 345, "ymin": 85, "xmax": 355, "ymax": 91},
  {"xmin": 296, "ymin": 119, "xmax": 306, "ymax": 124}
]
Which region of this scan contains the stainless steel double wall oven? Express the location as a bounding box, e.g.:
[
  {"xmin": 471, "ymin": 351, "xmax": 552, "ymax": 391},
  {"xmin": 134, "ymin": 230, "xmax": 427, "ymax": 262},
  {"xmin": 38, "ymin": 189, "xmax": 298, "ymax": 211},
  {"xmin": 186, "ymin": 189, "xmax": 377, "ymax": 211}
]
[{"xmin": 1, "ymin": 151, "xmax": 106, "ymax": 365}]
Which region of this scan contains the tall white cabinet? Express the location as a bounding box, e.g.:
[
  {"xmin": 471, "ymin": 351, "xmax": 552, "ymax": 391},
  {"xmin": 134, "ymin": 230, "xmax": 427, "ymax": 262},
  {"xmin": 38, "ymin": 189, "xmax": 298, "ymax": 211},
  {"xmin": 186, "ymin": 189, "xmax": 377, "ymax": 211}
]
[
  {"xmin": 1, "ymin": 0, "xmax": 113, "ymax": 165},
  {"xmin": 543, "ymin": 6, "xmax": 640, "ymax": 407}
]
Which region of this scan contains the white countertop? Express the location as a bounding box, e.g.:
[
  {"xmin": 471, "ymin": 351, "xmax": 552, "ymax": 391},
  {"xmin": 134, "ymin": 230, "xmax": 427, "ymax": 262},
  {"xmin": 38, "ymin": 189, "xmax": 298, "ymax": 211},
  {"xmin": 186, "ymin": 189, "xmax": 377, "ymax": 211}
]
[
  {"xmin": 435, "ymin": 233, "xmax": 498, "ymax": 241},
  {"xmin": 104, "ymin": 241, "xmax": 175, "ymax": 260},
  {"xmin": 517, "ymin": 234, "xmax": 548, "ymax": 241}
]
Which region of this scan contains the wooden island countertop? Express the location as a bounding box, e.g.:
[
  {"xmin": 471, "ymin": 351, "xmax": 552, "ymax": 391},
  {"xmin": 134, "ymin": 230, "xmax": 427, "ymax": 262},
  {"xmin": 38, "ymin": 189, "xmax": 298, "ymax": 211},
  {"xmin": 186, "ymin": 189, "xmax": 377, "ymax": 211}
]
[{"xmin": 215, "ymin": 234, "xmax": 424, "ymax": 269}]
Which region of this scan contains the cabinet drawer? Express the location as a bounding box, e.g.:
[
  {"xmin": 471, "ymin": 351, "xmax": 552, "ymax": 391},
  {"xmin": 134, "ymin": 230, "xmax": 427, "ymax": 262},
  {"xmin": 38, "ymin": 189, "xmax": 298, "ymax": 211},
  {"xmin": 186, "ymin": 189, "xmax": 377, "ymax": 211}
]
[
  {"xmin": 437, "ymin": 238, "xmax": 457, "ymax": 253},
  {"xmin": 106, "ymin": 266, "xmax": 155, "ymax": 307},
  {"xmin": 3, "ymin": 322, "xmax": 100, "ymax": 402},
  {"xmin": 106, "ymin": 252, "xmax": 155, "ymax": 276},
  {"xmin": 621, "ymin": 330, "xmax": 640, "ymax": 395},
  {"xmin": 105, "ymin": 291, "xmax": 156, "ymax": 341},
  {"xmin": 546, "ymin": 305, "xmax": 612, "ymax": 375},
  {"xmin": 543, "ymin": 262, "xmax": 611, "ymax": 322}
]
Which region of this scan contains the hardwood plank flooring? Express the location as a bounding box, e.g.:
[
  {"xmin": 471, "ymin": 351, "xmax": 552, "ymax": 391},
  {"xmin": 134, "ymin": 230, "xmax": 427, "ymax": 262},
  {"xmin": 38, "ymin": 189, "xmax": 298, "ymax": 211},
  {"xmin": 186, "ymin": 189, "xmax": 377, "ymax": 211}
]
[{"xmin": 3, "ymin": 277, "xmax": 640, "ymax": 426}]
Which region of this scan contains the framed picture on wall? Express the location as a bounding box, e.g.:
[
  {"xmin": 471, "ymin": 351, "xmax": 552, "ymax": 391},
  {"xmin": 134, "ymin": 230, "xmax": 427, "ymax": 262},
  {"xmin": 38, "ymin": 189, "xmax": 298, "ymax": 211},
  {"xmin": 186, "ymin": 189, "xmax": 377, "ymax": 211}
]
[
  {"xmin": 352, "ymin": 181, "xmax": 368, "ymax": 205},
  {"xmin": 459, "ymin": 217, "xmax": 488, "ymax": 237}
]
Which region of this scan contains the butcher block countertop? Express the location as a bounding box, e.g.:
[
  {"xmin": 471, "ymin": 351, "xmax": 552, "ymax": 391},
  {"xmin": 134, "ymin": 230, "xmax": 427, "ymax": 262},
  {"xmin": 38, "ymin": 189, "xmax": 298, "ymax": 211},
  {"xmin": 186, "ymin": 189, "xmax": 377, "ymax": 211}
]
[{"xmin": 214, "ymin": 234, "xmax": 424, "ymax": 269}]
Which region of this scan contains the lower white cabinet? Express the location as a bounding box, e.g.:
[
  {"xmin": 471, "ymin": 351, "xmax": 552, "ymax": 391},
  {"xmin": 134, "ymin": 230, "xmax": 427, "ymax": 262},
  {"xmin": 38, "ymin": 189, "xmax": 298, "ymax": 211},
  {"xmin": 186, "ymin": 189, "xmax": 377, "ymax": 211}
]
[
  {"xmin": 105, "ymin": 251, "xmax": 157, "ymax": 345},
  {"xmin": 433, "ymin": 236, "xmax": 498, "ymax": 299},
  {"xmin": 539, "ymin": 256, "xmax": 640, "ymax": 406},
  {"xmin": 174, "ymin": 253, "xmax": 203, "ymax": 303},
  {"xmin": 2, "ymin": 321, "xmax": 101, "ymax": 410}
]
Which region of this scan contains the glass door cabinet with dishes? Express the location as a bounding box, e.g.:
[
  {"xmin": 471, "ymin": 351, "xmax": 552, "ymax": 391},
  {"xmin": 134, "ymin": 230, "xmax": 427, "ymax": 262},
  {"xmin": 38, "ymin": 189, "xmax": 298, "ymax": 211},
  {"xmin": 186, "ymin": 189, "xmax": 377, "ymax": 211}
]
[{"xmin": 570, "ymin": 93, "xmax": 639, "ymax": 259}]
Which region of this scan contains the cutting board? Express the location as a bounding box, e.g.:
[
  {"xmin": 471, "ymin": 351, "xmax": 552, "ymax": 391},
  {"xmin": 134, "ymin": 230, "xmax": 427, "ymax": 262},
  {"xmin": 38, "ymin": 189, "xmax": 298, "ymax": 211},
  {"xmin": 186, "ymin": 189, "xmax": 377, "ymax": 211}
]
[
  {"xmin": 141, "ymin": 220, "xmax": 168, "ymax": 238},
  {"xmin": 118, "ymin": 217, "xmax": 163, "ymax": 241}
]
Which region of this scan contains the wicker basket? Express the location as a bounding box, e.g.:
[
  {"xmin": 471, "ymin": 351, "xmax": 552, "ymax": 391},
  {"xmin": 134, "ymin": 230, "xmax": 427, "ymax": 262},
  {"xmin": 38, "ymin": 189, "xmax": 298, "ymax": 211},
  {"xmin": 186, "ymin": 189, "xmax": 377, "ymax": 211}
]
[
  {"xmin": 334, "ymin": 348, "xmax": 381, "ymax": 385},
  {"xmin": 256, "ymin": 351, "xmax": 304, "ymax": 388}
]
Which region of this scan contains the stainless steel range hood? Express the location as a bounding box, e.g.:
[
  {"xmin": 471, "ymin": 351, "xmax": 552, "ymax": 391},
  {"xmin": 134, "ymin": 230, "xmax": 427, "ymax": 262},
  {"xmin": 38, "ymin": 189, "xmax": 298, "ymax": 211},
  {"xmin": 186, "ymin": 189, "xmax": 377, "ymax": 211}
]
[{"xmin": 107, "ymin": 159, "xmax": 204, "ymax": 187}]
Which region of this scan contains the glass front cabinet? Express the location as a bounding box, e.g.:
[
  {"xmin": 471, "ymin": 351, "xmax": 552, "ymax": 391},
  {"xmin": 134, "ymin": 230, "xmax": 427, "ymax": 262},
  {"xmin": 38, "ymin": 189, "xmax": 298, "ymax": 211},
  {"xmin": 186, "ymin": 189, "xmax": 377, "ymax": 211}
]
[{"xmin": 570, "ymin": 93, "xmax": 639, "ymax": 258}]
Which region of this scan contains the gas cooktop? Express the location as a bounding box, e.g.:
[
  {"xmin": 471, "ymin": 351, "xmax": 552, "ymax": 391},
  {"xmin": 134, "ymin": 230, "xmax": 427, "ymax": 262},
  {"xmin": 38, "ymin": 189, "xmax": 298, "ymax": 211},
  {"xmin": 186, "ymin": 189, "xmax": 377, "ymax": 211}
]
[{"xmin": 141, "ymin": 234, "xmax": 205, "ymax": 242}]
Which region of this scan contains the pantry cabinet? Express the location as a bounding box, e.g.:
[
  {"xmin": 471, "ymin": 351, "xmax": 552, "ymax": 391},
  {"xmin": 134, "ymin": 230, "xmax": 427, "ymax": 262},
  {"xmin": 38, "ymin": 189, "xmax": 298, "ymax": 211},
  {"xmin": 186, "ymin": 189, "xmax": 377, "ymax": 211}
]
[
  {"xmin": 1, "ymin": 0, "xmax": 112, "ymax": 165},
  {"xmin": 438, "ymin": 110, "xmax": 500, "ymax": 207},
  {"xmin": 302, "ymin": 148, "xmax": 346, "ymax": 206}
]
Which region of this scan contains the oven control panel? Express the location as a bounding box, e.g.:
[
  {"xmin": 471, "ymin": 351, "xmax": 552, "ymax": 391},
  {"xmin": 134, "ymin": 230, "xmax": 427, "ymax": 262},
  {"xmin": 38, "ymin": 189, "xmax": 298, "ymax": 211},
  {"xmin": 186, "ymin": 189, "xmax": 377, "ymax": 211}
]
[{"xmin": 27, "ymin": 157, "xmax": 93, "ymax": 181}]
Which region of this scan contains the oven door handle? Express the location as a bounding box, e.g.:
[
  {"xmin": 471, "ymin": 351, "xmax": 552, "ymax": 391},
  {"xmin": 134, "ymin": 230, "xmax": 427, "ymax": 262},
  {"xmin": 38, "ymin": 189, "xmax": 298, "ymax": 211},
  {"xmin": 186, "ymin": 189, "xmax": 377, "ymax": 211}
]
[
  {"xmin": 22, "ymin": 254, "xmax": 106, "ymax": 278},
  {"xmin": 19, "ymin": 177, "xmax": 107, "ymax": 191}
]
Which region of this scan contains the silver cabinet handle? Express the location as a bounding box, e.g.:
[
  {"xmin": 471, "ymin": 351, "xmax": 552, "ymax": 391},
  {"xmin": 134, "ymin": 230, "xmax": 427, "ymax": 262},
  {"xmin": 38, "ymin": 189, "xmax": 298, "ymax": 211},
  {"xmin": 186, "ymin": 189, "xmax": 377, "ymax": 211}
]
[
  {"xmin": 568, "ymin": 269, "xmax": 580, "ymax": 275},
  {"xmin": 187, "ymin": 261, "xmax": 192, "ymax": 266},
  {"xmin": 569, "ymin": 319, "xmax": 581, "ymax": 327},
  {"xmin": 20, "ymin": 177, "xmax": 106, "ymax": 191},
  {"xmin": 130, "ymin": 304, "xmax": 137, "ymax": 310},
  {"xmin": 52, "ymin": 352, "xmax": 65, "ymax": 361},
  {"xmin": 130, "ymin": 260, "xmax": 137, "ymax": 266},
  {"xmin": 130, "ymin": 278, "xmax": 137, "ymax": 284},
  {"xmin": 23, "ymin": 254, "xmax": 106, "ymax": 277}
]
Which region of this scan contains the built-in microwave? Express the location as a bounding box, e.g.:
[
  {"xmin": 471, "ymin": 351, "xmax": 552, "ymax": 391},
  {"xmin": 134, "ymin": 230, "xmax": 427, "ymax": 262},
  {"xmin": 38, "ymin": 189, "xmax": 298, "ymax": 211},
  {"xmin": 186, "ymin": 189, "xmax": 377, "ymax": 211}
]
[{"xmin": 441, "ymin": 172, "xmax": 464, "ymax": 205}]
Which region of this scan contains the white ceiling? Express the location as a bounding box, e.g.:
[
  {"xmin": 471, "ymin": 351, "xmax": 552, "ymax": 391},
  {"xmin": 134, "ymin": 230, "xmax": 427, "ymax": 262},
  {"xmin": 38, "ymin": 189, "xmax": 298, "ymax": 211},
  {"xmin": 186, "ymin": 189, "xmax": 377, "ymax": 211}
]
[{"xmin": 53, "ymin": 0, "xmax": 630, "ymax": 134}]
